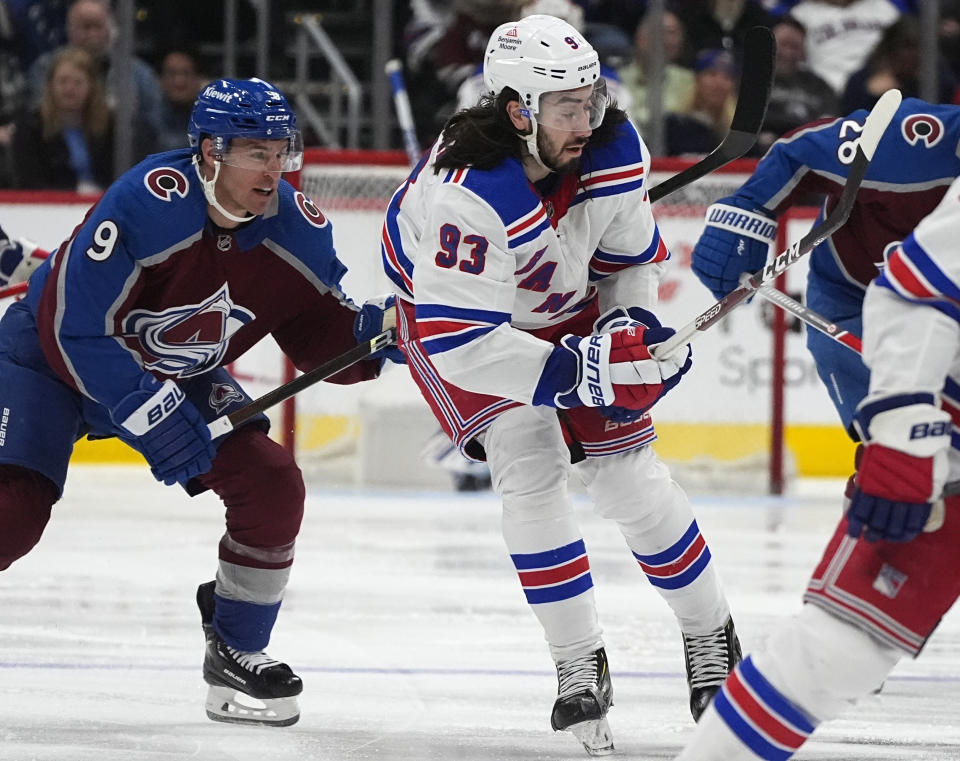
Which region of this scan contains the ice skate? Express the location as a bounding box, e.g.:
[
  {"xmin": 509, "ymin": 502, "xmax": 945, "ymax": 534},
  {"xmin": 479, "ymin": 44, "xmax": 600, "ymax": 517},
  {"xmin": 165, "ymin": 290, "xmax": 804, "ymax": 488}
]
[
  {"xmin": 196, "ymin": 581, "xmax": 302, "ymax": 726},
  {"xmin": 683, "ymin": 616, "xmax": 742, "ymax": 721},
  {"xmin": 550, "ymin": 647, "xmax": 614, "ymax": 756}
]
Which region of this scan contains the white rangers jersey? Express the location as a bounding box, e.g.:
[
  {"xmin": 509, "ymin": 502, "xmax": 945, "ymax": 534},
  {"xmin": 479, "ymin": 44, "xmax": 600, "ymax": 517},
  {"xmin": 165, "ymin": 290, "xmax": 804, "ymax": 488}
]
[
  {"xmin": 381, "ymin": 119, "xmax": 670, "ymax": 404},
  {"xmin": 864, "ymin": 172, "xmax": 960, "ymax": 467}
]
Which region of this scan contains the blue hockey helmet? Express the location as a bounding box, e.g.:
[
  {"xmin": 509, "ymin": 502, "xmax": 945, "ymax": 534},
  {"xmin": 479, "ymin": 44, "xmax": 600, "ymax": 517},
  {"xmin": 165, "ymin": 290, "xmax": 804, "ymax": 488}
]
[{"xmin": 188, "ymin": 77, "xmax": 303, "ymax": 172}]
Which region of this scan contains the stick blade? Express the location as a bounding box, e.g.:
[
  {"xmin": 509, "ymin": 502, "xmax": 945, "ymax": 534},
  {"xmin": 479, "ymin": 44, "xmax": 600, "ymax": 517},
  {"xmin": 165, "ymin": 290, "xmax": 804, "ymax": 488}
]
[
  {"xmin": 728, "ymin": 26, "xmax": 776, "ymax": 135},
  {"xmin": 858, "ymin": 88, "xmax": 902, "ymax": 160}
]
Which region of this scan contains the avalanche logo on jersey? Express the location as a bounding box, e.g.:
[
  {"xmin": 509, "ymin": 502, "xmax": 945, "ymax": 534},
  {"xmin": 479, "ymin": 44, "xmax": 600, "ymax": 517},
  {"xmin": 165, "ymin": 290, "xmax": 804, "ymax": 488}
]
[
  {"xmin": 143, "ymin": 167, "xmax": 190, "ymax": 201},
  {"xmin": 295, "ymin": 191, "xmax": 327, "ymax": 228},
  {"xmin": 901, "ymin": 114, "xmax": 944, "ymax": 148},
  {"xmin": 122, "ymin": 283, "xmax": 255, "ymax": 377},
  {"xmin": 209, "ymin": 381, "xmax": 244, "ymax": 413}
]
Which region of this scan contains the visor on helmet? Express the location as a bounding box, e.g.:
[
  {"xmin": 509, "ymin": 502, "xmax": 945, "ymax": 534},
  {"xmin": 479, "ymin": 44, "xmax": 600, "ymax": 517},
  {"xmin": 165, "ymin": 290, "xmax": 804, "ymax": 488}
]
[
  {"xmin": 525, "ymin": 79, "xmax": 608, "ymax": 132},
  {"xmin": 211, "ymin": 132, "xmax": 304, "ymax": 173}
]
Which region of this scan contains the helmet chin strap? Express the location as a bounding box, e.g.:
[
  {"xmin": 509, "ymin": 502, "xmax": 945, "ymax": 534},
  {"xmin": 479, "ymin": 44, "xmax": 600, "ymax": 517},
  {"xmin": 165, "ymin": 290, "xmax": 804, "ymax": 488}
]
[
  {"xmin": 193, "ymin": 155, "xmax": 256, "ymax": 224},
  {"xmin": 522, "ymin": 117, "xmax": 554, "ymax": 175}
]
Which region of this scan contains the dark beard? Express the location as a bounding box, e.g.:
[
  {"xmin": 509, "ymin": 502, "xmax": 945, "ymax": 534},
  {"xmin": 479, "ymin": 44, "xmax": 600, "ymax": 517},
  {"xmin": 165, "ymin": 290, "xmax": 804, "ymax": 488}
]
[{"xmin": 537, "ymin": 130, "xmax": 586, "ymax": 175}]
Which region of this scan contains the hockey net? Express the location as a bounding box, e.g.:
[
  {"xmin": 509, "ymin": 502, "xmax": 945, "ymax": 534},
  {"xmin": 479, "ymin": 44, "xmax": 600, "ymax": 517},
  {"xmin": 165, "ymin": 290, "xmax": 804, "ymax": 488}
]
[{"xmin": 227, "ymin": 149, "xmax": 818, "ymax": 494}]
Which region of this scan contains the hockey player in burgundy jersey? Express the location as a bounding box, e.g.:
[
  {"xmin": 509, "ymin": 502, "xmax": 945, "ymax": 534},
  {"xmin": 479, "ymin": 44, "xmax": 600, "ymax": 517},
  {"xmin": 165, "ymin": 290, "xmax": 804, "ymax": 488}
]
[
  {"xmin": 691, "ymin": 98, "xmax": 960, "ymax": 442},
  {"xmin": 671, "ymin": 172, "xmax": 960, "ymax": 761},
  {"xmin": 379, "ymin": 14, "xmax": 740, "ymax": 754},
  {"xmin": 0, "ymin": 78, "xmax": 387, "ymax": 726}
]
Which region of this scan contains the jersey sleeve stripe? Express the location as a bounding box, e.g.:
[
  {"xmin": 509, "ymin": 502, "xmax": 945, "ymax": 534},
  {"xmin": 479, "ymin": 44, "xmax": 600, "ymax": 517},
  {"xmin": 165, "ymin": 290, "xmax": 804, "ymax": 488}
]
[
  {"xmin": 382, "ymin": 190, "xmax": 415, "ymax": 296},
  {"xmin": 506, "ymin": 204, "xmax": 548, "ymax": 237},
  {"xmin": 588, "ymin": 234, "xmax": 669, "ymax": 280},
  {"xmin": 573, "ymin": 163, "xmax": 646, "ymax": 204},
  {"xmin": 877, "ymin": 240, "xmax": 960, "ymax": 322}
]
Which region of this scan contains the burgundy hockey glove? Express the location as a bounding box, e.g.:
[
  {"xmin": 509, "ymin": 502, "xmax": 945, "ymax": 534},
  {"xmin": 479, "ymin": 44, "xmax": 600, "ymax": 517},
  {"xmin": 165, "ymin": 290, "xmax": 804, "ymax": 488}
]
[
  {"xmin": 110, "ymin": 375, "xmax": 216, "ymax": 486},
  {"xmin": 847, "ymin": 394, "xmax": 951, "ymax": 542}
]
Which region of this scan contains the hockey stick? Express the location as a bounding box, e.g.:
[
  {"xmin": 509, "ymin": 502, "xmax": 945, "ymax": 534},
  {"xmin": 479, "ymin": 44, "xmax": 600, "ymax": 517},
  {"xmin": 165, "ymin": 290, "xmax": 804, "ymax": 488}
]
[
  {"xmin": 651, "ymin": 88, "xmax": 902, "ymax": 360},
  {"xmin": 385, "ymin": 59, "xmax": 422, "ymax": 167},
  {"xmin": 754, "ymin": 285, "xmax": 862, "ymax": 354},
  {"xmin": 648, "ymin": 25, "xmax": 775, "ymax": 203},
  {"xmin": 207, "ymin": 327, "xmax": 397, "ymax": 438}
]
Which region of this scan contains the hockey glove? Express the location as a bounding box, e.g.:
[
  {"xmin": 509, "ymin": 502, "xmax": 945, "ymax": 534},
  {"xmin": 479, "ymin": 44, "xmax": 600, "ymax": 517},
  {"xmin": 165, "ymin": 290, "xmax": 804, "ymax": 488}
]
[
  {"xmin": 847, "ymin": 394, "xmax": 951, "ymax": 542},
  {"xmin": 593, "ymin": 305, "xmax": 692, "ymax": 421},
  {"xmin": 0, "ymin": 224, "xmax": 44, "ymax": 289},
  {"xmin": 692, "ymin": 196, "xmax": 777, "ymax": 300},
  {"xmin": 548, "ymin": 307, "xmax": 692, "ymax": 411},
  {"xmin": 353, "ymin": 293, "xmax": 405, "ymax": 364},
  {"xmin": 110, "ymin": 375, "xmax": 216, "ymax": 486}
]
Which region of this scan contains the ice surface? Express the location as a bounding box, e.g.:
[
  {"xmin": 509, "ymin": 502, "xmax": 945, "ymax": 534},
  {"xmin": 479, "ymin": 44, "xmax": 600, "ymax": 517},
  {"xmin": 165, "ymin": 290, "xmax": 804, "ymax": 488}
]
[{"xmin": 1, "ymin": 467, "xmax": 957, "ymax": 760}]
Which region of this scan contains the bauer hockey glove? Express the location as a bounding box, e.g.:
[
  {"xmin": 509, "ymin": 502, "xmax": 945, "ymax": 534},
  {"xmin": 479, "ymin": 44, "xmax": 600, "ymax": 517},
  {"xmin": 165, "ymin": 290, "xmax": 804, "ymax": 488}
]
[
  {"xmin": 593, "ymin": 305, "xmax": 692, "ymax": 423},
  {"xmin": 692, "ymin": 195, "xmax": 777, "ymax": 300},
  {"xmin": 0, "ymin": 224, "xmax": 44, "ymax": 289},
  {"xmin": 847, "ymin": 393, "xmax": 951, "ymax": 542},
  {"xmin": 110, "ymin": 375, "xmax": 216, "ymax": 486},
  {"xmin": 542, "ymin": 315, "xmax": 693, "ymax": 411},
  {"xmin": 353, "ymin": 294, "xmax": 405, "ymax": 364}
]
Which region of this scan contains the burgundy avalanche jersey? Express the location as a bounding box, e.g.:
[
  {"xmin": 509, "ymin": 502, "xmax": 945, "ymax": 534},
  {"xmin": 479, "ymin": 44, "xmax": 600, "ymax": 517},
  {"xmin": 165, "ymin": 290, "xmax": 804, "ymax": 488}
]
[
  {"xmin": 735, "ymin": 97, "xmax": 960, "ymax": 304},
  {"xmin": 24, "ymin": 148, "xmax": 374, "ymax": 410}
]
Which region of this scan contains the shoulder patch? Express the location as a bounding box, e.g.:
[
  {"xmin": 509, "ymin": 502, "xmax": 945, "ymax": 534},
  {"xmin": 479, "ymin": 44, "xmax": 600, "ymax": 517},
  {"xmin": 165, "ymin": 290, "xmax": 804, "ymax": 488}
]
[
  {"xmin": 294, "ymin": 191, "xmax": 328, "ymax": 228},
  {"xmin": 143, "ymin": 167, "xmax": 190, "ymax": 201},
  {"xmin": 902, "ymin": 114, "xmax": 944, "ymax": 148}
]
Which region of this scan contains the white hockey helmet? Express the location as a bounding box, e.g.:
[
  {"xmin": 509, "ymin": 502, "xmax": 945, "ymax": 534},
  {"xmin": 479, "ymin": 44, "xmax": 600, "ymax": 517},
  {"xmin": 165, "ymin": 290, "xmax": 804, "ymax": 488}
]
[{"xmin": 483, "ymin": 14, "xmax": 607, "ymax": 132}]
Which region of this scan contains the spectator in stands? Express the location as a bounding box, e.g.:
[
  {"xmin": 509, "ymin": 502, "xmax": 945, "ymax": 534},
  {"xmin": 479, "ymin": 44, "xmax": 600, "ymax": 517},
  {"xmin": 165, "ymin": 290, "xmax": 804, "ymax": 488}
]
[
  {"xmin": 678, "ymin": 0, "xmax": 774, "ymax": 63},
  {"xmin": 842, "ymin": 15, "xmax": 956, "ymax": 113},
  {"xmin": 25, "ymin": 0, "xmax": 164, "ymax": 150},
  {"xmin": 0, "ymin": 0, "xmax": 70, "ymax": 185},
  {"xmin": 10, "ymin": 45, "xmax": 113, "ymax": 191},
  {"xmin": 617, "ymin": 6, "xmax": 695, "ymax": 137},
  {"xmin": 154, "ymin": 47, "xmax": 206, "ymax": 152},
  {"xmin": 757, "ymin": 15, "xmax": 838, "ymax": 152},
  {"xmin": 664, "ymin": 48, "xmax": 738, "ymax": 156},
  {"xmin": 788, "ymin": 0, "xmax": 904, "ymax": 95},
  {"xmin": 941, "ymin": 0, "xmax": 960, "ymax": 85},
  {"xmin": 404, "ymin": 0, "xmax": 521, "ymax": 147}
]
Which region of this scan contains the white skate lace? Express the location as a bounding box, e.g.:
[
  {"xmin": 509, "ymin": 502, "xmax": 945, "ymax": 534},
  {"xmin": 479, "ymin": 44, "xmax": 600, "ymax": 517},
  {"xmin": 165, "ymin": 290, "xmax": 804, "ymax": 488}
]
[
  {"xmin": 684, "ymin": 629, "xmax": 729, "ymax": 689},
  {"xmin": 227, "ymin": 646, "xmax": 281, "ymax": 675},
  {"xmin": 557, "ymin": 652, "xmax": 599, "ymax": 698}
]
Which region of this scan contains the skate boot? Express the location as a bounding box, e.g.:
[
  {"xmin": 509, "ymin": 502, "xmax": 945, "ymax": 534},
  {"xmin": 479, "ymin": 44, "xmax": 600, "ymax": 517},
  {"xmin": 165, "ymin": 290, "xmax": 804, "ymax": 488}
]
[
  {"xmin": 682, "ymin": 615, "xmax": 742, "ymax": 721},
  {"xmin": 550, "ymin": 647, "xmax": 614, "ymax": 756},
  {"xmin": 196, "ymin": 580, "xmax": 302, "ymax": 726}
]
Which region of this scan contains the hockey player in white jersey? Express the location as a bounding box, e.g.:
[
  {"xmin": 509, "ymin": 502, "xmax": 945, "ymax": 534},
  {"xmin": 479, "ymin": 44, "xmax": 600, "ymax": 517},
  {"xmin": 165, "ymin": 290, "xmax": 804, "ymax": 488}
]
[
  {"xmin": 378, "ymin": 14, "xmax": 740, "ymax": 755},
  {"xmin": 671, "ymin": 175, "xmax": 960, "ymax": 761}
]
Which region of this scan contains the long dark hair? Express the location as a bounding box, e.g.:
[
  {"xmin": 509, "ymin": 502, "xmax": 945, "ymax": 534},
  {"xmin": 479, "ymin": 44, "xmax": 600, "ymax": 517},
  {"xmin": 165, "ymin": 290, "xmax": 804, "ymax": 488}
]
[{"xmin": 434, "ymin": 87, "xmax": 629, "ymax": 173}]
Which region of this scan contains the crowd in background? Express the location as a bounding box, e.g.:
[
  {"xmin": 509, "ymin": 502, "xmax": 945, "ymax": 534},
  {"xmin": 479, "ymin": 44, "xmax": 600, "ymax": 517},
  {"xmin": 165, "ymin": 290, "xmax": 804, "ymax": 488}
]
[
  {"xmin": 401, "ymin": 0, "xmax": 958, "ymax": 156},
  {"xmin": 0, "ymin": 0, "xmax": 208, "ymax": 191},
  {"xmin": 3, "ymin": 0, "xmax": 960, "ymax": 191}
]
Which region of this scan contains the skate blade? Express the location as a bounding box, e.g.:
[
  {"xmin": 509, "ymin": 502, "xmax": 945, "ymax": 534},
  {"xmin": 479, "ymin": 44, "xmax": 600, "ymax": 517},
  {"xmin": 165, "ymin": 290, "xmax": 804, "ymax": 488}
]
[
  {"xmin": 569, "ymin": 717, "xmax": 614, "ymax": 756},
  {"xmin": 205, "ymin": 685, "xmax": 300, "ymax": 727}
]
